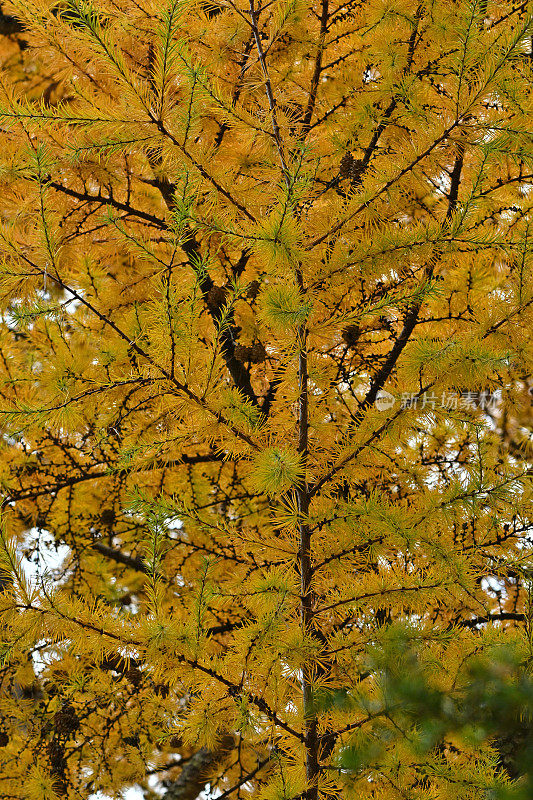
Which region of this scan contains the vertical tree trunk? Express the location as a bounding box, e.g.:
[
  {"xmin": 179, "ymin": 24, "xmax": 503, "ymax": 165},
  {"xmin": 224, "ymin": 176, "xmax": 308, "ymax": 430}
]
[{"xmin": 297, "ymin": 319, "xmax": 319, "ymax": 800}]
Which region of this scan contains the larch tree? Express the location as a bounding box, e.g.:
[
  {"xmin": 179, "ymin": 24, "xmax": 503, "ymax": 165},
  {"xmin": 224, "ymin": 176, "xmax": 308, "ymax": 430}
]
[{"xmin": 0, "ymin": 0, "xmax": 533, "ymax": 798}]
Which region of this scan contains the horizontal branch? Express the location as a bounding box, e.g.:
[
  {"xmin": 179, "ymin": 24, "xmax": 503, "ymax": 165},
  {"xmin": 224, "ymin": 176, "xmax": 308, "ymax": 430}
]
[
  {"xmin": 92, "ymin": 542, "xmax": 148, "ymax": 573},
  {"xmin": 48, "ymin": 180, "xmax": 168, "ymax": 229},
  {"xmin": 4, "ymin": 453, "xmax": 225, "ymax": 504},
  {"xmin": 458, "ymin": 612, "xmax": 525, "ymax": 628}
]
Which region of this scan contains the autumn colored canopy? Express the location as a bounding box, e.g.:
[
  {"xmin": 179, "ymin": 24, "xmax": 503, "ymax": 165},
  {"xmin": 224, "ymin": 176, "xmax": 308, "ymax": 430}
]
[{"xmin": 0, "ymin": 0, "xmax": 533, "ymax": 798}]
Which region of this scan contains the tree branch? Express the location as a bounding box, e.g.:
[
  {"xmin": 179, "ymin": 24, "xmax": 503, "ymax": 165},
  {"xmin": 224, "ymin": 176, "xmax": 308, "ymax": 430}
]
[
  {"xmin": 162, "ymin": 736, "xmax": 235, "ymax": 800},
  {"xmin": 357, "ymin": 146, "xmax": 464, "ymax": 416},
  {"xmin": 92, "ymin": 542, "xmax": 148, "ymax": 573},
  {"xmin": 458, "ymin": 612, "xmax": 525, "ymax": 628},
  {"xmin": 145, "ymin": 156, "xmax": 260, "ymax": 408},
  {"xmin": 248, "ymin": 0, "xmax": 290, "ymax": 186},
  {"xmin": 301, "ymin": 0, "xmax": 329, "ymax": 132},
  {"xmin": 48, "ymin": 180, "xmax": 168, "ymax": 229}
]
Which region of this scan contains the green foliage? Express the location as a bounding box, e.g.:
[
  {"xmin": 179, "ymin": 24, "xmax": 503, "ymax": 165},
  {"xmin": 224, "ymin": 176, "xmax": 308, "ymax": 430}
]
[
  {"xmin": 252, "ymin": 446, "xmax": 304, "ymax": 495},
  {"xmin": 260, "ymin": 284, "xmax": 312, "ymax": 331},
  {"xmin": 335, "ymin": 630, "xmax": 533, "ymax": 799}
]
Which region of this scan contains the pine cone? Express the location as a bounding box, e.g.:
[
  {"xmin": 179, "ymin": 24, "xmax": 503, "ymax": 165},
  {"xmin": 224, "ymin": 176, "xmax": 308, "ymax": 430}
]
[
  {"xmin": 339, "ymin": 152, "xmax": 364, "ymax": 183},
  {"xmin": 234, "ymin": 344, "xmax": 249, "ymax": 363},
  {"xmin": 349, "ymin": 158, "xmax": 364, "ymax": 183},
  {"xmin": 47, "ymin": 739, "xmax": 66, "ymax": 775},
  {"xmin": 249, "ymin": 342, "xmax": 266, "ymax": 364},
  {"xmin": 100, "ymin": 508, "xmax": 115, "ymax": 526},
  {"xmin": 169, "ymin": 734, "xmax": 183, "ymax": 749},
  {"xmin": 206, "ymin": 285, "xmax": 228, "ymax": 310},
  {"xmin": 124, "ymin": 666, "xmax": 142, "ymax": 687},
  {"xmin": 339, "ymin": 152, "xmax": 355, "ymax": 178},
  {"xmin": 235, "ymin": 342, "xmax": 266, "ymax": 364},
  {"xmin": 342, "ymin": 324, "xmax": 360, "ymax": 347},
  {"xmin": 54, "ymin": 703, "xmax": 79, "ymax": 736},
  {"xmin": 246, "ymin": 280, "xmax": 261, "ymax": 300}
]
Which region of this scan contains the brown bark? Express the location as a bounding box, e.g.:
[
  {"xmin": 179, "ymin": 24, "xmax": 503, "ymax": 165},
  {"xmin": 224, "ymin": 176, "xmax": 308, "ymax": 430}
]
[{"xmin": 163, "ymin": 735, "xmax": 234, "ymax": 800}]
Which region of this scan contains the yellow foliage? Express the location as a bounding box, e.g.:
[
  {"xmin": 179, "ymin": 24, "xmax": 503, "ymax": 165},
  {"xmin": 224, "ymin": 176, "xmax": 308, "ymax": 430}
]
[{"xmin": 0, "ymin": 0, "xmax": 532, "ymax": 798}]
